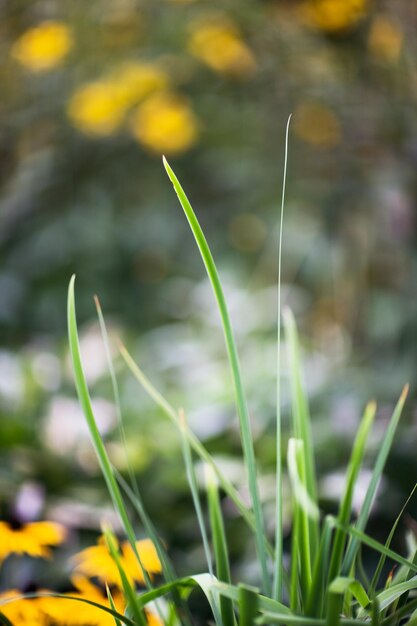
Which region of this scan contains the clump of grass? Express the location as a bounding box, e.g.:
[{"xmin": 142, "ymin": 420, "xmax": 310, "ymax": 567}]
[{"xmin": 4, "ymin": 138, "xmax": 415, "ymax": 626}]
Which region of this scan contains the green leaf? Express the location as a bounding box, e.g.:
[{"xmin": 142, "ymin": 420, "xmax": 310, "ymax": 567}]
[
  {"xmin": 341, "ymin": 385, "xmax": 409, "ymax": 575},
  {"xmin": 206, "ymin": 465, "xmax": 236, "ymax": 626},
  {"xmin": 163, "ymin": 156, "xmax": 270, "ymax": 594},
  {"xmin": 238, "ymin": 584, "xmax": 259, "ymax": 626},
  {"xmin": 328, "ymin": 401, "xmax": 376, "ymax": 584}
]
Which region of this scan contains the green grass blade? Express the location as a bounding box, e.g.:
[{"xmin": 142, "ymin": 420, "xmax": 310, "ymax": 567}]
[
  {"xmin": 0, "ymin": 592, "xmax": 136, "ymax": 626},
  {"xmin": 119, "ymin": 344, "xmax": 275, "ymax": 561},
  {"xmin": 163, "ymin": 156, "xmax": 269, "ymax": 594},
  {"xmin": 333, "ymin": 522, "xmax": 417, "ymax": 574},
  {"xmin": 370, "ymin": 484, "xmax": 417, "ymax": 595},
  {"xmin": 107, "ymin": 585, "xmax": 123, "ymax": 626},
  {"xmin": 375, "ymin": 576, "xmax": 417, "ymax": 612},
  {"xmin": 103, "ymin": 528, "xmax": 148, "ymax": 626},
  {"xmin": 68, "ymin": 276, "xmax": 156, "ymax": 593},
  {"xmin": 94, "ymin": 295, "xmax": 139, "ymax": 499},
  {"xmin": 179, "ymin": 411, "xmax": 213, "ymax": 577},
  {"xmin": 206, "ymin": 465, "xmax": 236, "ymax": 626},
  {"xmin": 328, "ymin": 401, "xmax": 376, "ymax": 584},
  {"xmin": 328, "ymin": 577, "xmax": 370, "ymax": 609},
  {"xmin": 342, "ymin": 385, "xmax": 409, "ymax": 575},
  {"xmin": 283, "ymin": 308, "xmax": 319, "ymax": 568},
  {"xmin": 287, "ymin": 438, "xmax": 318, "ymax": 608},
  {"xmin": 238, "ymin": 584, "xmax": 259, "ymax": 626},
  {"xmin": 273, "ymin": 113, "xmax": 292, "ymax": 603},
  {"xmin": 307, "ymin": 515, "xmax": 335, "ymax": 617}
]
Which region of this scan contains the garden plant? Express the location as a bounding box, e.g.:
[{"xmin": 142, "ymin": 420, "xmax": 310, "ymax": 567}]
[{"xmin": 0, "ymin": 141, "xmax": 416, "ymax": 625}]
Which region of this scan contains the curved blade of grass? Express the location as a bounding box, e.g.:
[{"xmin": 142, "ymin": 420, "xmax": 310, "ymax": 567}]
[
  {"xmin": 328, "ymin": 577, "xmax": 370, "ymax": 609},
  {"xmin": 206, "ymin": 464, "xmax": 236, "ymax": 626},
  {"xmin": 370, "ymin": 484, "xmax": 417, "ymax": 595},
  {"xmin": 238, "ymin": 584, "xmax": 259, "ymax": 626},
  {"xmin": 119, "ymin": 343, "xmax": 274, "ymax": 561},
  {"xmin": 375, "ymin": 576, "xmax": 417, "ymax": 612},
  {"xmin": 68, "ymin": 277, "xmax": 155, "ymax": 590},
  {"xmin": 103, "ymin": 527, "xmax": 148, "ymax": 626},
  {"xmin": 257, "ymin": 613, "xmax": 371, "ymax": 626},
  {"xmin": 0, "ymin": 593, "xmax": 136, "ymax": 626},
  {"xmin": 274, "ymin": 113, "xmax": 292, "ymax": 603},
  {"xmin": 328, "ymin": 401, "xmax": 376, "ymax": 584},
  {"xmin": 94, "ymin": 295, "xmax": 139, "ymax": 500},
  {"xmin": 283, "ymin": 308, "xmax": 319, "ymax": 569},
  {"xmin": 163, "ymin": 156, "xmax": 269, "ymax": 594},
  {"xmin": 307, "ymin": 515, "xmax": 335, "ymax": 617},
  {"xmin": 333, "ymin": 522, "xmax": 417, "ymax": 573},
  {"xmin": 107, "ymin": 585, "xmax": 123, "ymax": 626},
  {"xmin": 341, "ymin": 385, "xmax": 409, "ymax": 575},
  {"xmin": 179, "ymin": 412, "xmax": 213, "ymax": 577}
]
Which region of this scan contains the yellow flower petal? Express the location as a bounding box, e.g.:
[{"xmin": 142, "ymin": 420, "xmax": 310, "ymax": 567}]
[
  {"xmin": 11, "ymin": 20, "xmax": 72, "ymax": 72},
  {"xmin": 67, "ymin": 81, "xmax": 127, "ymax": 136},
  {"xmin": 0, "ymin": 520, "xmax": 66, "ymax": 562},
  {"xmin": 131, "ymin": 92, "xmax": 199, "ymax": 154},
  {"xmin": 299, "ymin": 0, "xmax": 369, "ymax": 33},
  {"xmin": 188, "ymin": 16, "xmax": 256, "ymax": 77}
]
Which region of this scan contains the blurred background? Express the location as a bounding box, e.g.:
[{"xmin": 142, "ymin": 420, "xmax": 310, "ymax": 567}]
[{"xmin": 1, "ymin": 0, "xmax": 417, "ymax": 591}]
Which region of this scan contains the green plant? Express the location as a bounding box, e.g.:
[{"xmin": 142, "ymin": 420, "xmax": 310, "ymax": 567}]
[{"xmin": 64, "ymin": 149, "xmax": 416, "ymax": 626}]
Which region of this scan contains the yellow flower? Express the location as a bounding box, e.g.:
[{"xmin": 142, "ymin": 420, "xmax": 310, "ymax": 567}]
[
  {"xmin": 0, "ymin": 589, "xmax": 45, "ymax": 625},
  {"xmin": 299, "ymin": 0, "xmax": 369, "ymax": 33},
  {"xmin": 109, "ymin": 62, "xmax": 170, "ymax": 107},
  {"xmin": 0, "ymin": 520, "xmax": 66, "ymax": 562},
  {"xmin": 368, "ymin": 16, "xmax": 403, "ymax": 62},
  {"xmin": 188, "ymin": 16, "xmax": 256, "ymax": 77},
  {"xmin": 67, "ymin": 81, "xmax": 127, "ymax": 136},
  {"xmin": 293, "ymin": 102, "xmax": 341, "ymax": 148},
  {"xmin": 11, "ymin": 20, "xmax": 72, "ymax": 72},
  {"xmin": 73, "ymin": 536, "xmax": 162, "ymax": 588},
  {"xmin": 39, "ymin": 576, "xmax": 125, "ymax": 626},
  {"xmin": 131, "ymin": 93, "xmax": 199, "ymax": 154}
]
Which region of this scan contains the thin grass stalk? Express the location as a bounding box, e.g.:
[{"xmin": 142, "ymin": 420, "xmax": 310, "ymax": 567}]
[
  {"xmin": 328, "ymin": 401, "xmax": 376, "ymax": 584},
  {"xmin": 206, "ymin": 465, "xmax": 236, "ymax": 626},
  {"xmin": 179, "ymin": 411, "xmax": 213, "ymax": 576},
  {"xmin": 342, "ymin": 385, "xmax": 409, "ymax": 575},
  {"xmin": 68, "ymin": 277, "xmax": 153, "ymax": 588},
  {"xmin": 273, "ymin": 113, "xmax": 292, "ymax": 603},
  {"xmin": 163, "ymin": 157, "xmax": 270, "ymax": 594},
  {"xmin": 238, "ymin": 584, "xmax": 259, "ymax": 626},
  {"xmin": 119, "ymin": 343, "xmax": 275, "ymax": 560}
]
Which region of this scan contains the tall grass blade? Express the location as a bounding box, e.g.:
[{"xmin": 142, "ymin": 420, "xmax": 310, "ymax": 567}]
[
  {"xmin": 206, "ymin": 464, "xmax": 236, "ymax": 626},
  {"xmin": 283, "ymin": 308, "xmax": 319, "ymax": 570},
  {"xmin": 328, "ymin": 401, "xmax": 376, "ymax": 584},
  {"xmin": 370, "ymin": 484, "xmax": 417, "ymax": 595},
  {"xmin": 307, "ymin": 515, "xmax": 335, "ymax": 617},
  {"xmin": 274, "ymin": 113, "xmax": 292, "ymax": 603},
  {"xmin": 107, "ymin": 585, "xmax": 123, "ymax": 626},
  {"xmin": 238, "ymin": 584, "xmax": 259, "ymax": 626},
  {"xmin": 163, "ymin": 156, "xmax": 269, "ymax": 594},
  {"xmin": 119, "ymin": 344, "xmax": 274, "ymax": 560},
  {"xmin": 68, "ymin": 277, "xmax": 156, "ymax": 593},
  {"xmin": 103, "ymin": 528, "xmax": 148, "ymax": 626},
  {"xmin": 342, "ymin": 385, "xmax": 409, "ymax": 575},
  {"xmin": 179, "ymin": 411, "xmax": 213, "ymax": 576}
]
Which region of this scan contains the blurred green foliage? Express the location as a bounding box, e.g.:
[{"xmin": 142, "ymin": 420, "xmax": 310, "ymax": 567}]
[{"xmin": 1, "ymin": 0, "xmax": 417, "ymax": 587}]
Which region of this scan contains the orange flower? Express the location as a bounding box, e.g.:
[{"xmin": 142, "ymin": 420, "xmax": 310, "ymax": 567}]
[{"xmin": 0, "ymin": 520, "xmax": 66, "ymax": 562}]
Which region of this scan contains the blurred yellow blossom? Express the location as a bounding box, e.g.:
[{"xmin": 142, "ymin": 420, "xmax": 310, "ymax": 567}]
[
  {"xmin": 299, "ymin": 0, "xmax": 369, "ymax": 33},
  {"xmin": 73, "ymin": 536, "xmax": 162, "ymax": 587},
  {"xmin": 294, "ymin": 102, "xmax": 341, "ymax": 148},
  {"xmin": 131, "ymin": 93, "xmax": 199, "ymax": 154},
  {"xmin": 109, "ymin": 62, "xmax": 169, "ymax": 107},
  {"xmin": 11, "ymin": 21, "xmax": 72, "ymax": 72},
  {"xmin": 67, "ymin": 81, "xmax": 127, "ymax": 136},
  {"xmin": 188, "ymin": 16, "xmax": 256, "ymax": 77},
  {"xmin": 0, "ymin": 520, "xmax": 66, "ymax": 561},
  {"xmin": 368, "ymin": 16, "xmax": 403, "ymax": 62},
  {"xmin": 67, "ymin": 62, "xmax": 170, "ymax": 137}
]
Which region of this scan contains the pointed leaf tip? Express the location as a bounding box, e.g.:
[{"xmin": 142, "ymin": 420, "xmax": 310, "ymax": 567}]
[{"xmin": 400, "ymin": 383, "xmax": 409, "ymax": 403}]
